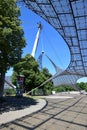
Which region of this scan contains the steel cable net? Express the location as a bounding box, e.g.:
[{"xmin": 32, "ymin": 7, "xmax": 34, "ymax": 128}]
[{"xmin": 21, "ymin": 0, "xmax": 87, "ymax": 88}]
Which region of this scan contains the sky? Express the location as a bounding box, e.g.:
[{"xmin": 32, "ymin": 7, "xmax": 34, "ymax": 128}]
[{"xmin": 6, "ymin": 5, "xmax": 87, "ymax": 83}]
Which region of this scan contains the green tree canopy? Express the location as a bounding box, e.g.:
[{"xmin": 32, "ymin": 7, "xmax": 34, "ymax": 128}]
[
  {"xmin": 77, "ymin": 82, "xmax": 87, "ymax": 92},
  {"xmin": 12, "ymin": 54, "xmax": 39, "ymax": 91},
  {"xmin": 0, "ymin": 0, "xmax": 26, "ymax": 98},
  {"xmin": 12, "ymin": 54, "xmax": 53, "ymax": 94}
]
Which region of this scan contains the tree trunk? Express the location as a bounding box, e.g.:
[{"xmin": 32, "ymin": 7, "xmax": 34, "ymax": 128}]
[{"xmin": 0, "ymin": 72, "xmax": 5, "ymax": 98}]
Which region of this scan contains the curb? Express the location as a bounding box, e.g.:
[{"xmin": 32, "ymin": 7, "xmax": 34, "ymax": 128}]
[{"xmin": 0, "ymin": 99, "xmax": 47, "ymax": 126}]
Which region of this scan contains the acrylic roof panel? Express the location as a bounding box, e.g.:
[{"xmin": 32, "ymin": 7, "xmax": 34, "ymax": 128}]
[{"xmin": 22, "ymin": 0, "xmax": 87, "ymax": 77}]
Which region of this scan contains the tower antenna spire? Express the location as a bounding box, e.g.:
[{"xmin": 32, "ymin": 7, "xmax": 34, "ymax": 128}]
[{"xmin": 31, "ymin": 22, "xmax": 42, "ymax": 57}]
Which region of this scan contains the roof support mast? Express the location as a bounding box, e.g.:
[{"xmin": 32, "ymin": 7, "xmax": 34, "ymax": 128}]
[{"xmin": 31, "ymin": 23, "xmax": 42, "ymax": 57}]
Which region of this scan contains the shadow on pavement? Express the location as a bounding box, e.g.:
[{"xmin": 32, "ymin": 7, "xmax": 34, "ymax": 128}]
[
  {"xmin": 0, "ymin": 96, "xmax": 38, "ymax": 114},
  {"xmin": 0, "ymin": 95, "xmax": 87, "ymax": 130}
]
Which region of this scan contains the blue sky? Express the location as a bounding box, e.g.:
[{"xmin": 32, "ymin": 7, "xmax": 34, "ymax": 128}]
[
  {"xmin": 20, "ymin": 6, "xmax": 70, "ymax": 71},
  {"xmin": 6, "ymin": 5, "xmax": 87, "ymax": 83}
]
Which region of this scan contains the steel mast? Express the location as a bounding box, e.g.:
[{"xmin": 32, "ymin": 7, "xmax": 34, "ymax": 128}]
[{"xmin": 31, "ymin": 23, "xmax": 42, "ymax": 57}]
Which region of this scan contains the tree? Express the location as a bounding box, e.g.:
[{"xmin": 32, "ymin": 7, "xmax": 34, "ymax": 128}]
[
  {"xmin": 12, "ymin": 54, "xmax": 54, "ymax": 95},
  {"xmin": 41, "ymin": 68, "xmax": 52, "ymax": 78},
  {"xmin": 40, "ymin": 68, "xmax": 53, "ymax": 95},
  {"xmin": 0, "ymin": 0, "xmax": 26, "ymax": 98},
  {"xmin": 12, "ymin": 54, "xmax": 39, "ymax": 92},
  {"xmin": 77, "ymin": 82, "xmax": 87, "ymax": 91}
]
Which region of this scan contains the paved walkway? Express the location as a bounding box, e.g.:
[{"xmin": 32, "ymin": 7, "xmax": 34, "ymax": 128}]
[
  {"xmin": 0, "ymin": 98, "xmax": 46, "ymax": 125},
  {"xmin": 0, "ymin": 94, "xmax": 87, "ymax": 130}
]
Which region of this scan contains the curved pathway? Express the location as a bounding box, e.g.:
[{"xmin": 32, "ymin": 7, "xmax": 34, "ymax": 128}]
[{"xmin": 0, "ymin": 94, "xmax": 87, "ymax": 130}]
